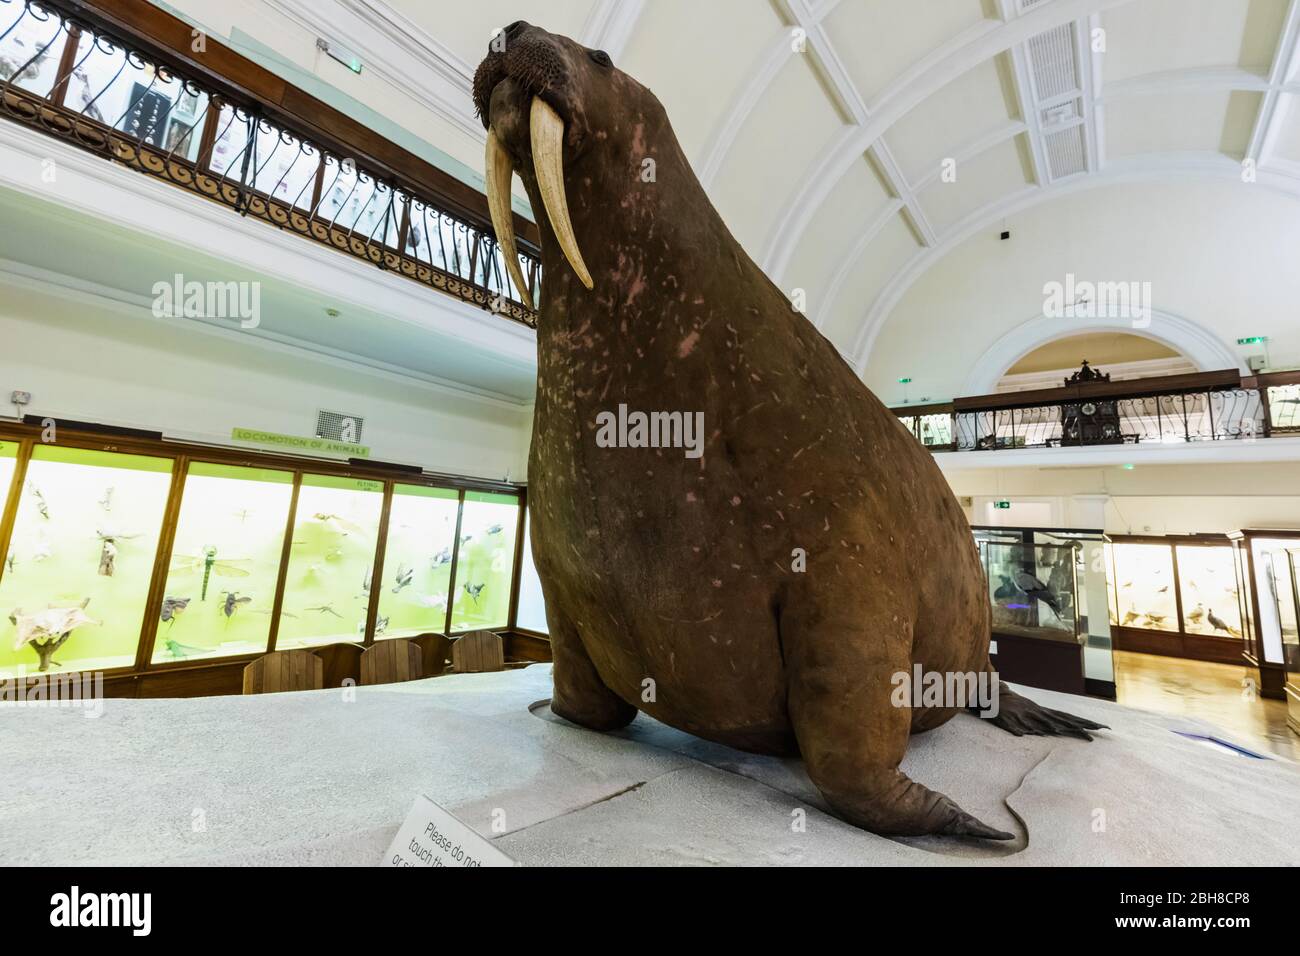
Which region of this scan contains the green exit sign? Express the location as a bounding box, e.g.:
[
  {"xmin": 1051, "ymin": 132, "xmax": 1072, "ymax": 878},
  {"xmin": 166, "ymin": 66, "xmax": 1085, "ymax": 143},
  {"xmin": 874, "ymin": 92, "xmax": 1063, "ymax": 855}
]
[
  {"xmin": 993, "ymin": 500, "xmax": 1012, "ymax": 509},
  {"xmin": 1237, "ymin": 336, "xmax": 1268, "ymax": 345},
  {"xmin": 897, "ymin": 377, "xmax": 913, "ymax": 384}
]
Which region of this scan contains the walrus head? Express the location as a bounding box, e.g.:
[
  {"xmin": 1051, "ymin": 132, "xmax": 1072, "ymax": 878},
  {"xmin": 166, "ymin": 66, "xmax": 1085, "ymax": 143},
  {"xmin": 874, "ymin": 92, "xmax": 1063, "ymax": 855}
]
[{"xmin": 473, "ymin": 22, "xmax": 685, "ymax": 314}]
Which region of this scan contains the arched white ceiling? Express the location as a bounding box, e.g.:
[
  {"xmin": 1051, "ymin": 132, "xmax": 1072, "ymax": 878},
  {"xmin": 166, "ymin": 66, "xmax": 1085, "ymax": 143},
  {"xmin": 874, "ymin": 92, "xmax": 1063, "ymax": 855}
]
[
  {"xmin": 863, "ymin": 179, "xmax": 1300, "ymax": 403},
  {"xmin": 171, "ymin": 0, "xmax": 1300, "ymax": 394}
]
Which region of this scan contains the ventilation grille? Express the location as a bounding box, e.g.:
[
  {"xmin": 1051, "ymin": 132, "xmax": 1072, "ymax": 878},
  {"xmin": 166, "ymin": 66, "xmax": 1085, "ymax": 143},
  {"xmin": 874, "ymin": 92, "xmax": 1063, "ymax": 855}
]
[
  {"xmin": 316, "ymin": 409, "xmax": 365, "ymax": 443},
  {"xmin": 1027, "ymin": 22, "xmax": 1078, "ymax": 101},
  {"xmin": 1044, "ymin": 124, "xmax": 1087, "ymax": 179}
]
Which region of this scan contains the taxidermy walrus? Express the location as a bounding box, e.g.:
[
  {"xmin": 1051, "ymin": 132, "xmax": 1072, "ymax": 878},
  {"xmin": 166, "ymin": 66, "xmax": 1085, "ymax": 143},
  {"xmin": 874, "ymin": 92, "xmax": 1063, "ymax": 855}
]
[{"xmin": 474, "ymin": 22, "xmax": 1104, "ymax": 839}]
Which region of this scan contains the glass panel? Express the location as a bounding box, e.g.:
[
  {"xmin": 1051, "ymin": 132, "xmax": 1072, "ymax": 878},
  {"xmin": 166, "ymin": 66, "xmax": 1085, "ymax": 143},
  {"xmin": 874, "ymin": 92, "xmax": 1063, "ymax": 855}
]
[
  {"xmin": 0, "ymin": 4, "xmax": 69, "ymax": 98},
  {"xmin": 275, "ymin": 475, "xmax": 383, "ymax": 650},
  {"xmin": 985, "ymin": 540, "xmax": 1079, "ymax": 641},
  {"xmin": 450, "ymin": 491, "xmax": 519, "ymax": 632},
  {"xmin": 208, "ymin": 103, "xmax": 252, "ymax": 179},
  {"xmin": 1174, "ymin": 545, "xmax": 1241, "ymax": 638},
  {"xmin": 0, "ymin": 441, "xmax": 18, "ymax": 517},
  {"xmin": 1110, "ymin": 542, "xmax": 1178, "ymax": 631},
  {"xmin": 374, "ymin": 484, "xmax": 459, "ymax": 639},
  {"xmin": 152, "ymin": 463, "xmax": 294, "ymax": 664},
  {"xmin": 1268, "ymin": 383, "xmax": 1300, "ymax": 432},
  {"xmin": 515, "ymin": 509, "xmax": 548, "ymax": 633},
  {"xmin": 0, "ymin": 446, "xmax": 172, "ymax": 673},
  {"xmin": 64, "ymin": 29, "xmax": 210, "ymax": 156},
  {"xmin": 1271, "ymin": 554, "xmax": 1299, "ymax": 664},
  {"xmin": 1104, "ymin": 542, "xmax": 1118, "ymax": 626},
  {"xmin": 1235, "ymin": 542, "xmax": 1256, "ymax": 655},
  {"xmin": 1250, "ymin": 537, "xmax": 1300, "ymax": 664},
  {"xmin": 1287, "ymin": 551, "xmax": 1300, "ymax": 682},
  {"xmin": 248, "ymin": 122, "xmax": 319, "ymax": 208}
]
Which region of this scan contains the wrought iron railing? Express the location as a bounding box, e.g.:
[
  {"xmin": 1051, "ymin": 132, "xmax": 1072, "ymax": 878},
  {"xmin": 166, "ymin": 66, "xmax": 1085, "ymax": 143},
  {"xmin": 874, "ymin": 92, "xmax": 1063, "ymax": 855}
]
[
  {"xmin": 0, "ymin": 0, "xmax": 540, "ymax": 325},
  {"xmin": 894, "ymin": 371, "xmax": 1300, "ymax": 453}
]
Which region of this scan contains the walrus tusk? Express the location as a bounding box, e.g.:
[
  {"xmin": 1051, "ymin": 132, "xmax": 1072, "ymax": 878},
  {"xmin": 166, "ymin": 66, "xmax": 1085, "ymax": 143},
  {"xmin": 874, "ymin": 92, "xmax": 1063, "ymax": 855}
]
[
  {"xmin": 485, "ymin": 127, "xmax": 535, "ymax": 311},
  {"xmin": 530, "ymin": 97, "xmax": 594, "ymax": 290}
]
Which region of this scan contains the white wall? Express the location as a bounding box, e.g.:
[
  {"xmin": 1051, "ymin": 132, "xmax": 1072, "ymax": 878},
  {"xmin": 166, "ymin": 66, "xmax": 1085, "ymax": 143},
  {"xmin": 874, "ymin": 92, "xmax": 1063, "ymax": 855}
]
[
  {"xmin": 865, "ymin": 180, "xmax": 1300, "ymax": 404},
  {"xmin": 944, "ymin": 461, "xmax": 1300, "ymax": 535},
  {"xmin": 0, "ymin": 281, "xmax": 531, "ymax": 481}
]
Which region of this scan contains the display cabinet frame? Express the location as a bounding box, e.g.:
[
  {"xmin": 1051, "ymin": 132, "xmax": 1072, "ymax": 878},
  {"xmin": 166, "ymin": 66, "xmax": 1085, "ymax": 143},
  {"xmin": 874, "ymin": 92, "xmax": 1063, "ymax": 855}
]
[
  {"xmin": 1228, "ymin": 529, "xmax": 1300, "ymax": 701},
  {"xmin": 0, "ymin": 419, "xmax": 543, "ymax": 696},
  {"xmin": 1285, "ymin": 549, "xmax": 1300, "ymax": 735},
  {"xmin": 1106, "ymin": 533, "xmax": 1243, "ymax": 665}
]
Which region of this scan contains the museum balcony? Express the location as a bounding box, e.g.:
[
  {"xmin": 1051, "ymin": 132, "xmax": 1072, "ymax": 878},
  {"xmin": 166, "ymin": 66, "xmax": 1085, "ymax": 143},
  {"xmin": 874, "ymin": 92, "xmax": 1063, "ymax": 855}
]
[
  {"xmin": 0, "ymin": 0, "xmax": 541, "ymax": 406},
  {"xmin": 893, "ymin": 363, "xmax": 1300, "ymax": 469}
]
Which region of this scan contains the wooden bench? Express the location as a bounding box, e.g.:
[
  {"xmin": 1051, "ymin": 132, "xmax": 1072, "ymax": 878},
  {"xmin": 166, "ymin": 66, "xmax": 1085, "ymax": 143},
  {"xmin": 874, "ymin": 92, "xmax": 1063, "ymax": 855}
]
[
  {"xmin": 451, "ymin": 630, "xmax": 505, "ymax": 673},
  {"xmin": 359, "ymin": 639, "xmax": 424, "ymax": 686},
  {"xmin": 410, "ymin": 633, "xmax": 453, "ymax": 677},
  {"xmin": 243, "ymin": 649, "xmax": 323, "ymax": 694}
]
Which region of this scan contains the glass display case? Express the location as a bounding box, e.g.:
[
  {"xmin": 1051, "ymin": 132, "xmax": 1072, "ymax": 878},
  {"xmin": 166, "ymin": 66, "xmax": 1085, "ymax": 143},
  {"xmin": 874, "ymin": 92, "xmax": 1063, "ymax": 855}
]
[
  {"xmin": 375, "ymin": 484, "xmax": 460, "ymax": 639},
  {"xmin": 974, "ymin": 525, "xmax": 1113, "ymax": 697},
  {"xmin": 1106, "ymin": 535, "xmax": 1243, "ymax": 664},
  {"xmin": 153, "ymin": 463, "xmax": 295, "ymax": 665},
  {"xmin": 0, "ymin": 446, "xmax": 174, "ymax": 673},
  {"xmin": 274, "ymin": 474, "xmax": 384, "ymax": 651},
  {"xmin": 1229, "ymin": 530, "xmax": 1300, "ymax": 700},
  {"xmin": 0, "ymin": 426, "xmax": 534, "ymax": 685},
  {"xmin": 984, "ymin": 540, "xmax": 1080, "ymax": 641},
  {"xmin": 449, "ymin": 491, "xmax": 520, "ymax": 632}
]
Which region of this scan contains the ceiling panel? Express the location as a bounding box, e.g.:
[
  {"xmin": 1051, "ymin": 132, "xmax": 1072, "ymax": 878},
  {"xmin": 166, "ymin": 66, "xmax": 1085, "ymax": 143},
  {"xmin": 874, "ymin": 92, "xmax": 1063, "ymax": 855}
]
[
  {"xmin": 820, "ymin": 212, "xmax": 920, "ymax": 354},
  {"xmin": 783, "ymin": 159, "xmax": 897, "ymax": 312},
  {"xmin": 881, "ymin": 56, "xmax": 1018, "ymax": 185},
  {"xmin": 917, "ymin": 135, "xmax": 1033, "ymax": 231},
  {"xmin": 710, "ymin": 52, "xmax": 848, "ymax": 258},
  {"xmin": 1105, "ymin": 89, "xmax": 1262, "ymax": 158},
  {"xmin": 1099, "ymin": 0, "xmax": 1288, "ymax": 84},
  {"xmin": 825, "ymin": 0, "xmax": 994, "ymax": 105},
  {"xmin": 620, "ymin": 0, "xmax": 784, "ymax": 162}
]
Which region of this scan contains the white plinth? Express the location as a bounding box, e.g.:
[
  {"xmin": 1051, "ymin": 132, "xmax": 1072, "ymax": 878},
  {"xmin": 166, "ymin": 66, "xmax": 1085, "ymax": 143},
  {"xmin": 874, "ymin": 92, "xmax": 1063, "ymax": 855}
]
[{"xmin": 1, "ymin": 665, "xmax": 1296, "ymax": 865}]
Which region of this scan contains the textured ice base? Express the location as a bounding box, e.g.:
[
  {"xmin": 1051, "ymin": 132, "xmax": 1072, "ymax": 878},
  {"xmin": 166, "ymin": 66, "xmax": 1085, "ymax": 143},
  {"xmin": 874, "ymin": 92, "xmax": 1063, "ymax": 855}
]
[{"xmin": 0, "ymin": 664, "xmax": 1296, "ymax": 866}]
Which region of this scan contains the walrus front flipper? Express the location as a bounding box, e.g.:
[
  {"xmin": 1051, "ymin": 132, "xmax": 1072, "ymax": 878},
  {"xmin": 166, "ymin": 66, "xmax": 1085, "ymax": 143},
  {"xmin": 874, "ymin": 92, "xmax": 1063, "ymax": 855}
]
[
  {"xmin": 785, "ymin": 614, "xmax": 1012, "ymax": 840},
  {"xmin": 548, "ymin": 612, "xmax": 636, "ymax": 732},
  {"xmin": 979, "ymin": 682, "xmax": 1108, "ymax": 741}
]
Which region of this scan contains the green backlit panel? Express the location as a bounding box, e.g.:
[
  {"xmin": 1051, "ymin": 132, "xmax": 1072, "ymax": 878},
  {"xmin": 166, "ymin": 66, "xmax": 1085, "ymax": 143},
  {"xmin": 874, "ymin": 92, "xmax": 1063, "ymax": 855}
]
[
  {"xmin": 274, "ymin": 474, "xmax": 383, "ymax": 649},
  {"xmin": 450, "ymin": 491, "xmax": 519, "ymax": 632},
  {"xmin": 0, "ymin": 445, "xmax": 173, "ymax": 673},
  {"xmin": 152, "ymin": 462, "xmax": 295, "ymax": 664},
  {"xmin": 375, "ymin": 484, "xmax": 459, "ymax": 639}
]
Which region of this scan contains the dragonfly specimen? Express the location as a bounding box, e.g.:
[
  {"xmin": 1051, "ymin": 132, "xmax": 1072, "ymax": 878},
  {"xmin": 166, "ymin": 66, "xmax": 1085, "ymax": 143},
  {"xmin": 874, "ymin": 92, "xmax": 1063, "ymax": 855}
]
[{"xmin": 169, "ymin": 545, "xmax": 252, "ymax": 601}]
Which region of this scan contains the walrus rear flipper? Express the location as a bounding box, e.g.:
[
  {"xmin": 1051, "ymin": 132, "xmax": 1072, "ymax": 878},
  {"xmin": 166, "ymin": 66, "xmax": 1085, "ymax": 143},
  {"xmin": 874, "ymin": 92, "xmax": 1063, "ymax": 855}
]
[
  {"xmin": 978, "ymin": 682, "xmax": 1108, "ymax": 741},
  {"xmin": 785, "ymin": 608, "xmax": 1013, "ymax": 840}
]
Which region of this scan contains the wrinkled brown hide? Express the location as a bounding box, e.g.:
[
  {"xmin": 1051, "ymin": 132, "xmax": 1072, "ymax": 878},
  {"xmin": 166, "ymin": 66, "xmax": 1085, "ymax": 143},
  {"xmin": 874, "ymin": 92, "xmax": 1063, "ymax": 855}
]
[{"xmin": 474, "ymin": 23, "xmax": 1100, "ymax": 838}]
